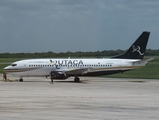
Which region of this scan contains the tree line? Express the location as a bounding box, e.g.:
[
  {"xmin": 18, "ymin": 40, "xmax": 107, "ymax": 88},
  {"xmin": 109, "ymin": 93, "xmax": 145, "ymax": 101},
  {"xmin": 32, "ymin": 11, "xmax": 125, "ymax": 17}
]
[{"xmin": 0, "ymin": 49, "xmax": 158, "ymax": 58}]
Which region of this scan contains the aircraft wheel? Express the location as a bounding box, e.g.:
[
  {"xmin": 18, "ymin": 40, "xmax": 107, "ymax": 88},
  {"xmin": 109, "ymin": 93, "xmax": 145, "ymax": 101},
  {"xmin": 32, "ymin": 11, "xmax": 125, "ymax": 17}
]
[
  {"xmin": 74, "ymin": 77, "xmax": 81, "ymax": 83},
  {"xmin": 19, "ymin": 78, "xmax": 23, "ymax": 82}
]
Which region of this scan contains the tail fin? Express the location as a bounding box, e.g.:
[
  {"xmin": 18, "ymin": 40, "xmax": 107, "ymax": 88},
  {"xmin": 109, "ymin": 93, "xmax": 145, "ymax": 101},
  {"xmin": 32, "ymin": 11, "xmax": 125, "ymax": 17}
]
[{"xmin": 112, "ymin": 31, "xmax": 150, "ymax": 59}]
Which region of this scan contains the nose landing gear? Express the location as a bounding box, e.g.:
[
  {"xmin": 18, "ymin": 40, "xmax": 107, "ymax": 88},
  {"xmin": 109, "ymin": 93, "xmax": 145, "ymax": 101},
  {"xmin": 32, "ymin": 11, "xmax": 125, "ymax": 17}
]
[{"xmin": 50, "ymin": 72, "xmax": 54, "ymax": 84}]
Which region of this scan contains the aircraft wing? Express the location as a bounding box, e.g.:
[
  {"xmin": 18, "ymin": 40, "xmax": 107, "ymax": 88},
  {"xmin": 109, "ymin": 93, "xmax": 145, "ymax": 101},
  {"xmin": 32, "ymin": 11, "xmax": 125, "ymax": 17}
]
[{"xmin": 65, "ymin": 68, "xmax": 91, "ymax": 75}]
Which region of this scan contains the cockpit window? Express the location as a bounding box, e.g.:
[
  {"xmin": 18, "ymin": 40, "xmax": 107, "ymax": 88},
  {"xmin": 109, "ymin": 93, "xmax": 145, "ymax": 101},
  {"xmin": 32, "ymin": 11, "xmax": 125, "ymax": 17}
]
[{"xmin": 11, "ymin": 64, "xmax": 17, "ymax": 66}]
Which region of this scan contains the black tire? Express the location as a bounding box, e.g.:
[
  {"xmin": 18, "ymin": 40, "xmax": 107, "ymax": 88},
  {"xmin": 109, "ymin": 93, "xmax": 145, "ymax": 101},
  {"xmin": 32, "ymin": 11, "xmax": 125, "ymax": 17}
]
[
  {"xmin": 19, "ymin": 79, "xmax": 23, "ymax": 82},
  {"xmin": 74, "ymin": 77, "xmax": 80, "ymax": 83}
]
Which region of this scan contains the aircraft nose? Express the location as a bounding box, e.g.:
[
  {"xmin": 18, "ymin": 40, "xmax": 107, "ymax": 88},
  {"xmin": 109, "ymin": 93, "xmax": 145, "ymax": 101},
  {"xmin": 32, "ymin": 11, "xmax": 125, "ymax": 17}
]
[{"xmin": 3, "ymin": 66, "xmax": 10, "ymax": 73}]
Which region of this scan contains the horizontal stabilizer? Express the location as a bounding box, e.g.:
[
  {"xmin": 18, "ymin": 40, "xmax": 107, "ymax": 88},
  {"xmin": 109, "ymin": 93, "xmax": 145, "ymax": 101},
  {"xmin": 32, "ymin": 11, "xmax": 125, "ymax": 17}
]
[{"xmin": 132, "ymin": 58, "xmax": 154, "ymax": 66}]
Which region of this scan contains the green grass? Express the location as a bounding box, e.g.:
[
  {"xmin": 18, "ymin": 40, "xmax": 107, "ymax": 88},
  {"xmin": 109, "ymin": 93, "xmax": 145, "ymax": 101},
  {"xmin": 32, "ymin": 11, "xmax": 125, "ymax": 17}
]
[
  {"xmin": 105, "ymin": 57, "xmax": 159, "ymax": 79},
  {"xmin": 0, "ymin": 58, "xmax": 24, "ymax": 73},
  {"xmin": 0, "ymin": 57, "xmax": 159, "ymax": 79},
  {"xmin": 0, "ymin": 58, "xmax": 24, "ymax": 63}
]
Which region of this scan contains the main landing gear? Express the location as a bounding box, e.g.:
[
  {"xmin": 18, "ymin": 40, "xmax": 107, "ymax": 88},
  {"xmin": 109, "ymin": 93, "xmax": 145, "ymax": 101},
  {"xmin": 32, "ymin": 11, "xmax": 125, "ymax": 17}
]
[
  {"xmin": 74, "ymin": 76, "xmax": 81, "ymax": 83},
  {"xmin": 49, "ymin": 71, "xmax": 81, "ymax": 83},
  {"xmin": 19, "ymin": 78, "xmax": 23, "ymax": 82}
]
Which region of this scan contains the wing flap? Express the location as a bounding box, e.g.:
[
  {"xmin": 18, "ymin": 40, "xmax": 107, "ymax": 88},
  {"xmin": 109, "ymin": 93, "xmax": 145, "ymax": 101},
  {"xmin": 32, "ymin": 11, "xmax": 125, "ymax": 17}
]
[{"xmin": 65, "ymin": 68, "xmax": 91, "ymax": 75}]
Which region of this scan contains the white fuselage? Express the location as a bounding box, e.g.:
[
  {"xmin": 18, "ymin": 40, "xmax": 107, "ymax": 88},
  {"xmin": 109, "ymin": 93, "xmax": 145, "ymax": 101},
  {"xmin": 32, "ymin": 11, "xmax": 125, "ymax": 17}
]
[{"xmin": 4, "ymin": 58, "xmax": 142, "ymax": 78}]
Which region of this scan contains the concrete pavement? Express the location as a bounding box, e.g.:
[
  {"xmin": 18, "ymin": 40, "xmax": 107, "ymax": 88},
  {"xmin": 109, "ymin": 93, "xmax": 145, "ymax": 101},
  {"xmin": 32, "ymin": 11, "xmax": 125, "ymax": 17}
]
[{"xmin": 0, "ymin": 75, "xmax": 159, "ymax": 120}]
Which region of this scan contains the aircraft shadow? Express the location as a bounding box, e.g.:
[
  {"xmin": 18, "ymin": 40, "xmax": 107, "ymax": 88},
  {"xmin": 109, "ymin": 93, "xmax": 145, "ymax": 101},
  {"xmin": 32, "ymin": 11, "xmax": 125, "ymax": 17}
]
[
  {"xmin": 54, "ymin": 80, "xmax": 89, "ymax": 84},
  {"xmin": 21, "ymin": 80, "xmax": 89, "ymax": 84}
]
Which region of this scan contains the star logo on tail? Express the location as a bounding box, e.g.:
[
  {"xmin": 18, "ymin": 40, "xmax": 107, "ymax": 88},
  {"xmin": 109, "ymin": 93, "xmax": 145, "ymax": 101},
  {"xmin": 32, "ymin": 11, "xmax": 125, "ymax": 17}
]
[{"xmin": 132, "ymin": 45, "xmax": 144, "ymax": 55}]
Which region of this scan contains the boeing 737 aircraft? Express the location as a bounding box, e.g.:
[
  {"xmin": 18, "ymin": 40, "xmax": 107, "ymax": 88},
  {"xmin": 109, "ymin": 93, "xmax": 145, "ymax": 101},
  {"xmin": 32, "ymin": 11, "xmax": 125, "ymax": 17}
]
[{"xmin": 4, "ymin": 31, "xmax": 152, "ymax": 83}]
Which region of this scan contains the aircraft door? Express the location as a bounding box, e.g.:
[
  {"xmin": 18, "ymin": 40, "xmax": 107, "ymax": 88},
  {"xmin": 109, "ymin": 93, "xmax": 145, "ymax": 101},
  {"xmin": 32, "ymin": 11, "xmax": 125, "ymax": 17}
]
[{"xmin": 24, "ymin": 63, "xmax": 29, "ymax": 76}]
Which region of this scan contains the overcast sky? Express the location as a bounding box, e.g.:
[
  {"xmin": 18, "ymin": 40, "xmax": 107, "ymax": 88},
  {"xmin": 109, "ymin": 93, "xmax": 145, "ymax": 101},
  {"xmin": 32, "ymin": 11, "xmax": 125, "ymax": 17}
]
[{"xmin": 0, "ymin": 0, "xmax": 158, "ymax": 53}]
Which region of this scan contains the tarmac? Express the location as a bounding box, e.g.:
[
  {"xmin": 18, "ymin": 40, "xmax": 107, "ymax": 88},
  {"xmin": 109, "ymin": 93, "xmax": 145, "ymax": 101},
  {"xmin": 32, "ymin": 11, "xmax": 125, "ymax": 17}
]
[{"xmin": 0, "ymin": 74, "xmax": 159, "ymax": 120}]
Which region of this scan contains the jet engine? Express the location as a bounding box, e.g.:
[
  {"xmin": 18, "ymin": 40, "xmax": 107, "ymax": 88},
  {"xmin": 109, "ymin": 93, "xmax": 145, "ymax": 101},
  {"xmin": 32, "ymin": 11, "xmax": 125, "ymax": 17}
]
[{"xmin": 50, "ymin": 71, "xmax": 69, "ymax": 79}]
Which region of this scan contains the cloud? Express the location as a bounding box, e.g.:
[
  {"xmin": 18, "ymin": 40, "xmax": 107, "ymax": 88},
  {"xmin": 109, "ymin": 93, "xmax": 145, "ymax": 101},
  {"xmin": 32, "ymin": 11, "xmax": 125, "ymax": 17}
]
[{"xmin": 0, "ymin": 0, "xmax": 158, "ymax": 53}]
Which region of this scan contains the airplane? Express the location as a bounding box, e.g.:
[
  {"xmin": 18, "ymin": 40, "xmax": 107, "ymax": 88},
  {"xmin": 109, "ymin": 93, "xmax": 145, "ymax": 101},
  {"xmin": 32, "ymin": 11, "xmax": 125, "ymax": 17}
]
[{"xmin": 4, "ymin": 31, "xmax": 152, "ymax": 83}]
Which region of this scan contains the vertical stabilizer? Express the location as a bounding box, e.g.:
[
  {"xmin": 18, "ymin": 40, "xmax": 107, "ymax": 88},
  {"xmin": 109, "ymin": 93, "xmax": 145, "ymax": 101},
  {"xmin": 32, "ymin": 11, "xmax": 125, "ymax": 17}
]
[{"xmin": 112, "ymin": 31, "xmax": 150, "ymax": 59}]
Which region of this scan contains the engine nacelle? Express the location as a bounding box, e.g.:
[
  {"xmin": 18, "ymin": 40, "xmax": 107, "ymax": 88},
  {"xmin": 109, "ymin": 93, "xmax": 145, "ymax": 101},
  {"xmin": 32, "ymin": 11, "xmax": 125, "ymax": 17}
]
[{"xmin": 50, "ymin": 71, "xmax": 69, "ymax": 79}]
